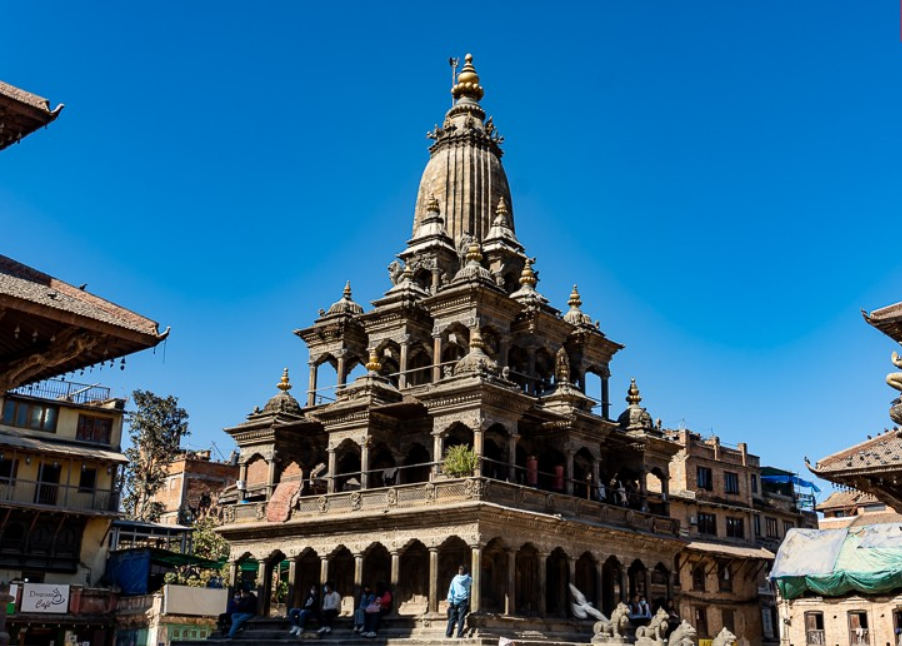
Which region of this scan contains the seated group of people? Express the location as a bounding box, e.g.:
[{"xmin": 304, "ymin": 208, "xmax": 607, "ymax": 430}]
[
  {"xmin": 287, "ymin": 581, "xmax": 392, "ymax": 638},
  {"xmin": 628, "ymin": 595, "xmax": 681, "ymax": 631}
]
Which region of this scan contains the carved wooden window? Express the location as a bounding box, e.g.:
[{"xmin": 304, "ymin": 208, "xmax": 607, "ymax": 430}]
[
  {"xmin": 754, "ymin": 514, "xmax": 762, "ymax": 536},
  {"xmin": 2, "ymin": 399, "xmax": 58, "ymax": 432},
  {"xmin": 805, "ymin": 612, "xmax": 825, "ymax": 645},
  {"xmin": 697, "ymin": 466, "xmax": 713, "ymax": 491},
  {"xmin": 691, "ymin": 564, "xmax": 706, "ymax": 591},
  {"xmin": 76, "ymin": 414, "xmax": 113, "ymax": 444},
  {"xmin": 765, "ymin": 516, "xmax": 779, "ymax": 538},
  {"xmin": 718, "ymin": 563, "xmax": 733, "ymax": 592},
  {"xmin": 847, "ymin": 610, "xmax": 869, "ymax": 645},
  {"xmin": 724, "ymin": 471, "xmax": 740, "ymax": 495}
]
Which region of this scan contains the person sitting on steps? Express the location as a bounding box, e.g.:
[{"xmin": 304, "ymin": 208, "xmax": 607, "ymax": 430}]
[
  {"xmin": 287, "ymin": 584, "xmax": 320, "ymax": 636},
  {"xmin": 317, "ymin": 582, "xmax": 341, "ymax": 635},
  {"xmin": 225, "ymin": 588, "xmax": 257, "ymax": 640},
  {"xmin": 362, "ymin": 581, "xmax": 392, "ymax": 638}
]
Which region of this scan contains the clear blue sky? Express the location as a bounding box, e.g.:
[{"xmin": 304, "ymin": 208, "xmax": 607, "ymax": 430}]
[{"xmin": 4, "ymin": 2, "xmax": 902, "ymax": 498}]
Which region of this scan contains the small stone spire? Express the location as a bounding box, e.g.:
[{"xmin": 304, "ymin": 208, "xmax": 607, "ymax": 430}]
[
  {"xmin": 452, "ymin": 53, "xmax": 484, "ymax": 102},
  {"xmin": 426, "ymin": 194, "xmax": 441, "ymax": 217},
  {"xmin": 466, "ymin": 242, "xmax": 484, "ymax": 264},
  {"xmin": 493, "ymin": 197, "xmax": 510, "ymax": 226},
  {"xmin": 277, "ymin": 368, "xmax": 292, "ymax": 392},
  {"xmin": 343, "ymin": 281, "xmax": 352, "ymax": 299},
  {"xmin": 564, "ymin": 284, "xmax": 592, "ymax": 326},
  {"xmin": 568, "ymin": 285, "xmax": 582, "ymax": 309},
  {"xmin": 626, "ymin": 378, "xmax": 642, "ymax": 405},
  {"xmin": 365, "ymin": 349, "xmax": 382, "ymax": 374}
]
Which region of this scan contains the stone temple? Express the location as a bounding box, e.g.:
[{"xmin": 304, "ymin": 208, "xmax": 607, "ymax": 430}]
[{"xmin": 217, "ymin": 54, "xmax": 688, "ymax": 640}]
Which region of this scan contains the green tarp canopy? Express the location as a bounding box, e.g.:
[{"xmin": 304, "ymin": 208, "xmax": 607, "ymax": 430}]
[{"xmin": 771, "ymin": 524, "xmax": 902, "ymax": 599}]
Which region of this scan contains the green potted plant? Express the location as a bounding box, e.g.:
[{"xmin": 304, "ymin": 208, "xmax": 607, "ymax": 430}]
[{"xmin": 442, "ymin": 444, "xmax": 478, "ymax": 477}]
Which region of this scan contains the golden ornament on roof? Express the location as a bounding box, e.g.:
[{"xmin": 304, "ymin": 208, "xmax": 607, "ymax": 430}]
[
  {"xmin": 452, "ymin": 53, "xmax": 485, "ymax": 101},
  {"xmin": 277, "ymin": 367, "xmax": 292, "ymax": 391}
]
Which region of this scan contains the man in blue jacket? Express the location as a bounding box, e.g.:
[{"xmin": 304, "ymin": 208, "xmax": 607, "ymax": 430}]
[{"xmin": 445, "ymin": 565, "xmax": 472, "ymax": 638}]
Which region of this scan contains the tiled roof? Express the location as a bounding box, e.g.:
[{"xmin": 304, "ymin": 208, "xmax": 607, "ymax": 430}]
[
  {"xmin": 817, "ymin": 490, "xmax": 878, "ymax": 511},
  {"xmin": 0, "ymin": 80, "xmax": 56, "ymax": 112},
  {"xmin": 812, "ymin": 430, "xmax": 902, "ymax": 474},
  {"xmin": 0, "ymin": 255, "xmax": 165, "ymax": 337},
  {"xmin": 864, "ymin": 300, "xmax": 902, "ymax": 343}
]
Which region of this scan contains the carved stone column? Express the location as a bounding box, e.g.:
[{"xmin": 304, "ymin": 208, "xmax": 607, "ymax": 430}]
[
  {"xmin": 308, "ymin": 361, "xmax": 318, "ymax": 407},
  {"xmin": 432, "ymin": 433, "xmax": 443, "ymax": 480},
  {"xmin": 620, "ymin": 562, "xmax": 630, "ymax": 603},
  {"xmin": 507, "ymin": 433, "xmax": 518, "ymax": 482},
  {"xmin": 505, "ymin": 548, "xmax": 517, "ymax": 616},
  {"xmin": 287, "ymin": 557, "xmax": 299, "ymax": 609},
  {"xmin": 601, "ymin": 375, "xmax": 610, "ymax": 419},
  {"xmin": 320, "ymin": 555, "xmax": 331, "ymax": 587},
  {"xmin": 399, "ymin": 340, "xmax": 410, "ymax": 389},
  {"xmin": 499, "ymin": 337, "xmax": 509, "ymax": 371},
  {"xmin": 473, "ymin": 429, "xmax": 484, "ymax": 477},
  {"xmin": 228, "ymin": 560, "xmax": 239, "ymax": 591},
  {"xmin": 433, "ymin": 335, "xmax": 443, "ymax": 383},
  {"xmin": 537, "ymin": 552, "xmax": 548, "ymax": 617},
  {"xmin": 258, "ymin": 557, "xmax": 272, "ymax": 617},
  {"xmin": 639, "ymin": 470, "xmax": 649, "ymax": 512},
  {"xmin": 327, "ymin": 448, "xmax": 336, "ymax": 494},
  {"xmin": 592, "ymin": 460, "xmax": 600, "ymax": 500},
  {"xmin": 666, "ymin": 566, "xmax": 674, "ymax": 600},
  {"xmin": 644, "ymin": 569, "xmax": 652, "ymax": 599},
  {"xmin": 354, "ymin": 552, "xmax": 364, "ymax": 598},
  {"xmin": 527, "ymin": 347, "xmax": 537, "ymax": 394},
  {"xmin": 428, "ymin": 547, "xmax": 440, "ymax": 614},
  {"xmin": 470, "ymin": 544, "xmax": 482, "ymax": 613},
  {"xmin": 361, "ymin": 437, "xmax": 371, "ymax": 490},
  {"xmin": 337, "ymin": 353, "xmax": 347, "ymax": 387},
  {"xmin": 267, "ymin": 453, "xmax": 278, "ymax": 499},
  {"xmin": 565, "ymin": 450, "xmax": 574, "ymax": 496},
  {"xmin": 390, "ymin": 551, "xmax": 401, "ymax": 614},
  {"xmin": 595, "ymin": 557, "xmax": 605, "ymax": 613}
]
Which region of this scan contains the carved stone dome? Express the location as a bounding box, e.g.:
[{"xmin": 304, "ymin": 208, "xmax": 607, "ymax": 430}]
[
  {"xmin": 327, "ymin": 281, "xmax": 364, "ymax": 316},
  {"xmin": 262, "ymin": 368, "xmax": 303, "ymax": 416},
  {"xmin": 617, "ymin": 379, "xmax": 654, "ymax": 431},
  {"xmin": 413, "ymin": 54, "xmax": 513, "ymax": 247}
]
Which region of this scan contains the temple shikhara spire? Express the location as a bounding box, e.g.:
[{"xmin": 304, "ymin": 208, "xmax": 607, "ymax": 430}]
[{"xmin": 216, "ymin": 54, "xmax": 809, "ymax": 644}]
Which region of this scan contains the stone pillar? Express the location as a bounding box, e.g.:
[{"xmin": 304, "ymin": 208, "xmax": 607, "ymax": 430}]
[
  {"xmin": 319, "ymin": 555, "xmax": 332, "ymax": 589},
  {"xmin": 470, "ymin": 545, "xmax": 482, "ymax": 613},
  {"xmin": 307, "ymin": 361, "xmax": 318, "ymax": 407},
  {"xmin": 428, "ymin": 547, "xmax": 440, "ymax": 614},
  {"xmin": 327, "ymin": 448, "xmax": 336, "ymax": 494},
  {"xmin": 595, "ymin": 558, "xmax": 605, "ymax": 613},
  {"xmin": 390, "ymin": 551, "xmax": 401, "ymax": 614},
  {"xmin": 287, "ymin": 558, "xmax": 299, "ymax": 609},
  {"xmin": 620, "ymin": 563, "xmax": 630, "ymax": 603},
  {"xmin": 433, "ymin": 335, "xmax": 443, "ymax": 383},
  {"xmin": 399, "ymin": 340, "xmax": 409, "ymax": 389},
  {"xmin": 666, "ymin": 567, "xmax": 674, "ymax": 601},
  {"xmin": 505, "ymin": 548, "xmax": 517, "ymax": 616},
  {"xmin": 592, "ymin": 460, "xmax": 601, "ymax": 501},
  {"xmin": 361, "ymin": 438, "xmax": 371, "ymax": 490},
  {"xmin": 601, "ymin": 375, "xmax": 610, "ymax": 419},
  {"xmin": 337, "ymin": 354, "xmax": 347, "ymax": 387},
  {"xmin": 432, "ymin": 433, "xmax": 443, "ymax": 480},
  {"xmin": 354, "ymin": 553, "xmax": 364, "ymax": 599},
  {"xmin": 565, "ymin": 451, "xmax": 574, "ymax": 496},
  {"xmin": 537, "ymin": 552, "xmax": 548, "ymax": 617},
  {"xmin": 258, "ymin": 558, "xmax": 271, "ymax": 616},
  {"xmin": 267, "ymin": 454, "xmax": 278, "ymax": 499},
  {"xmin": 507, "ymin": 433, "xmax": 518, "ymax": 483},
  {"xmin": 473, "ymin": 429, "xmax": 484, "ymax": 477},
  {"xmin": 639, "ymin": 470, "xmax": 649, "ymax": 512}
]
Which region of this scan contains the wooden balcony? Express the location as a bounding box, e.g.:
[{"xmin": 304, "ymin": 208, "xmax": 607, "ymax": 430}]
[{"xmin": 0, "ymin": 477, "xmax": 119, "ymax": 513}]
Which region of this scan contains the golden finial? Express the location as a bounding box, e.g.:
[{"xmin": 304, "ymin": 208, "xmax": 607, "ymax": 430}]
[
  {"xmin": 452, "ymin": 53, "xmax": 485, "ymax": 101},
  {"xmin": 277, "ymin": 368, "xmax": 292, "ymax": 391},
  {"xmin": 365, "ymin": 349, "xmax": 382, "ymax": 373},
  {"xmin": 493, "ymin": 197, "xmax": 510, "ymax": 226},
  {"xmin": 519, "ymin": 259, "xmax": 537, "ymax": 287},
  {"xmin": 427, "ymin": 194, "xmax": 440, "ymax": 213},
  {"xmin": 626, "ymin": 378, "xmax": 642, "ymax": 405},
  {"xmin": 343, "ymin": 280, "xmax": 352, "ymax": 299},
  {"xmin": 568, "ymin": 285, "xmax": 582, "ymax": 309},
  {"xmin": 466, "ymin": 241, "xmax": 483, "ymax": 264},
  {"xmin": 469, "ymin": 327, "xmax": 485, "ymax": 350},
  {"xmin": 402, "ymin": 264, "xmax": 414, "ymax": 282}
]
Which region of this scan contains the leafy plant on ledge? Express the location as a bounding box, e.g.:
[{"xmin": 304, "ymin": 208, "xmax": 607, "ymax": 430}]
[{"xmin": 442, "ymin": 444, "xmax": 478, "ymax": 477}]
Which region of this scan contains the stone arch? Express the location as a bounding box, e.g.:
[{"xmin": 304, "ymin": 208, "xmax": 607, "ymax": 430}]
[
  {"xmin": 507, "ymin": 345, "xmax": 529, "ymax": 391},
  {"xmin": 534, "ymin": 347, "xmax": 555, "ymax": 393},
  {"xmin": 402, "ymin": 442, "xmax": 431, "ymax": 484},
  {"xmin": 482, "ymin": 423, "xmax": 509, "ymax": 480},
  {"xmin": 233, "ymin": 553, "xmax": 259, "ymax": 593},
  {"xmin": 244, "ymin": 453, "xmax": 269, "ymax": 495},
  {"xmin": 515, "ymin": 543, "xmax": 540, "ymax": 616},
  {"xmin": 438, "ymin": 535, "xmax": 471, "ymax": 610},
  {"xmin": 480, "ymin": 537, "xmax": 509, "ymax": 613},
  {"xmin": 441, "ymin": 323, "xmax": 470, "ymax": 365},
  {"xmin": 368, "ymin": 442, "xmax": 397, "ymax": 488},
  {"xmin": 646, "ymin": 466, "xmax": 669, "ymax": 515},
  {"xmin": 363, "ymin": 543, "xmax": 391, "ymax": 601},
  {"xmin": 573, "ymin": 447, "xmax": 595, "ymax": 499},
  {"xmin": 601, "ymin": 556, "xmax": 622, "ymax": 614},
  {"xmin": 407, "ymin": 342, "xmax": 433, "ymax": 386},
  {"xmin": 313, "ymin": 353, "xmax": 340, "ymax": 401},
  {"xmin": 628, "ymin": 559, "xmax": 648, "ymax": 600},
  {"xmin": 583, "ymin": 364, "xmax": 608, "ymax": 416},
  {"xmin": 290, "ymin": 548, "xmax": 321, "ymax": 608},
  {"xmin": 444, "ymin": 422, "xmax": 474, "ymax": 450},
  {"xmin": 412, "ymin": 267, "xmax": 431, "ymax": 292},
  {"xmin": 334, "ymin": 438, "xmax": 362, "ymax": 491},
  {"xmin": 329, "ymin": 546, "xmax": 355, "ymax": 603},
  {"xmin": 574, "ymin": 552, "xmax": 598, "ymax": 612},
  {"xmin": 480, "ymin": 325, "xmax": 502, "ymax": 359},
  {"xmin": 262, "ymin": 549, "xmax": 288, "ymax": 617},
  {"xmin": 546, "ymin": 547, "xmax": 570, "ymax": 617},
  {"xmin": 398, "ymin": 540, "xmax": 429, "ymax": 615}
]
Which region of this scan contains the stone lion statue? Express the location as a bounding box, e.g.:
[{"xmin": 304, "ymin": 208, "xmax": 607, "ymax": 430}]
[
  {"xmin": 635, "ymin": 608, "xmax": 671, "ymax": 641},
  {"xmin": 712, "ymin": 627, "xmax": 737, "ymax": 646},
  {"xmin": 667, "ymin": 620, "xmax": 697, "ymax": 646},
  {"xmin": 593, "ymin": 602, "xmax": 630, "ymax": 639}
]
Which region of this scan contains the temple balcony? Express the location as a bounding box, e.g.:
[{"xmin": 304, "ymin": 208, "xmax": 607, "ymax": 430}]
[{"xmin": 223, "ymin": 475, "xmax": 680, "ymax": 538}]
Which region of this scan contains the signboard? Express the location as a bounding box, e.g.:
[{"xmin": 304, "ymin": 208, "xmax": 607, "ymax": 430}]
[{"xmin": 21, "ymin": 583, "xmax": 69, "ymax": 613}]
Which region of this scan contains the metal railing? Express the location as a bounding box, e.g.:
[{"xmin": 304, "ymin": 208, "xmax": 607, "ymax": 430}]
[
  {"xmin": 0, "ymin": 477, "xmax": 118, "ymax": 512},
  {"xmin": 9, "ymin": 379, "xmax": 112, "ymax": 405}
]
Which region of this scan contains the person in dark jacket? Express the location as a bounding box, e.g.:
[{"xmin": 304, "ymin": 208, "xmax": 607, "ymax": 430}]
[
  {"xmin": 226, "ymin": 589, "xmax": 257, "ymax": 639},
  {"xmin": 287, "ymin": 584, "xmax": 320, "ymax": 635}
]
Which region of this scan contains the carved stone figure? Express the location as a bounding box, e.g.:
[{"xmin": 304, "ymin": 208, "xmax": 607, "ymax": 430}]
[
  {"xmin": 667, "ymin": 620, "xmax": 697, "ymax": 646},
  {"xmin": 592, "ymin": 602, "xmax": 630, "ymax": 641},
  {"xmin": 388, "ymin": 260, "xmax": 404, "ymax": 285},
  {"xmin": 635, "ymin": 608, "xmax": 671, "ymax": 642},
  {"xmin": 568, "ymin": 583, "xmax": 605, "ymax": 621},
  {"xmin": 712, "ymin": 627, "xmax": 737, "ymax": 646},
  {"xmin": 555, "ymin": 347, "xmax": 570, "ymax": 384}
]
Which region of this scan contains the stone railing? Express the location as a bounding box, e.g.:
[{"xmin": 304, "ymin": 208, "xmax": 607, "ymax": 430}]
[{"xmin": 225, "ymin": 477, "xmax": 680, "ymax": 537}]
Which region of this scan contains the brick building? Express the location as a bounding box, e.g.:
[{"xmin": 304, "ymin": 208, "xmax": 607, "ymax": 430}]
[{"xmin": 155, "ymin": 450, "xmax": 239, "ymax": 525}]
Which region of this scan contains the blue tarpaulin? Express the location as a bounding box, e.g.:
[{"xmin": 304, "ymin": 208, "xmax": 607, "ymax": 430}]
[{"xmin": 761, "ymin": 474, "xmax": 821, "ymax": 492}]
